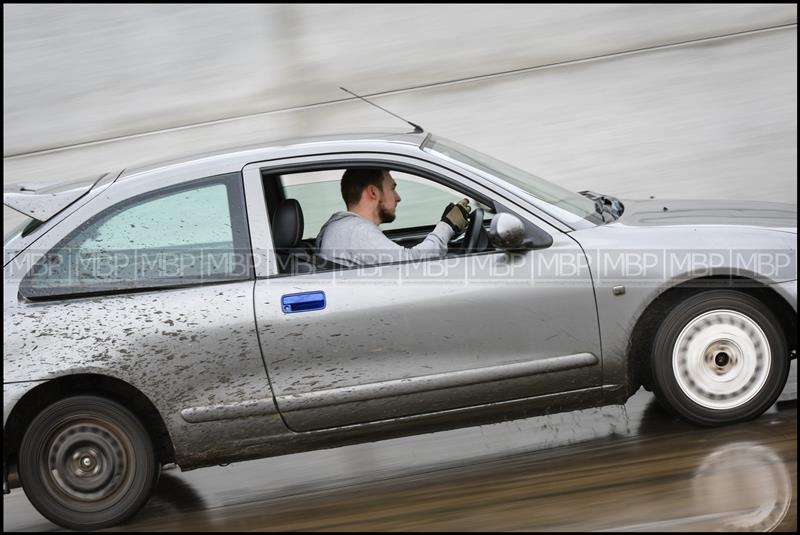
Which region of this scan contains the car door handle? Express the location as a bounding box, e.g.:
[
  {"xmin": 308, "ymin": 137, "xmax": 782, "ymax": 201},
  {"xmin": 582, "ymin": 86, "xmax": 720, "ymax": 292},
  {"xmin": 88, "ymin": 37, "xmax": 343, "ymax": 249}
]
[{"xmin": 282, "ymin": 291, "xmax": 326, "ymax": 314}]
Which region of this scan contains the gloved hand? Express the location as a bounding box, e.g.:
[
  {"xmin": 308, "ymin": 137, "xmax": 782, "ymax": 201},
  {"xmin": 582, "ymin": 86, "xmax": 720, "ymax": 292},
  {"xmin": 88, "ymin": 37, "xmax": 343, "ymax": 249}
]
[{"xmin": 440, "ymin": 198, "xmax": 472, "ymax": 233}]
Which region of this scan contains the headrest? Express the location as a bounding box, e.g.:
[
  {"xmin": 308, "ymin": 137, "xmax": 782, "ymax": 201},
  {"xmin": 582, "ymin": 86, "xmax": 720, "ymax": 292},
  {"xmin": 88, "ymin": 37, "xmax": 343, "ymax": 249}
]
[{"xmin": 272, "ymin": 199, "xmax": 304, "ymax": 250}]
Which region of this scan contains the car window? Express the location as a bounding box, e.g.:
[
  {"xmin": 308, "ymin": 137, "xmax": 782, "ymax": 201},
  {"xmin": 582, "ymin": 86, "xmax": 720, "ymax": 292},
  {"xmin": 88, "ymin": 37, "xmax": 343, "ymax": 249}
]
[
  {"xmin": 20, "ymin": 173, "xmax": 251, "ymax": 298},
  {"xmin": 78, "ymin": 185, "xmax": 233, "ymax": 250},
  {"xmin": 283, "ymin": 170, "xmax": 490, "ymax": 239}
]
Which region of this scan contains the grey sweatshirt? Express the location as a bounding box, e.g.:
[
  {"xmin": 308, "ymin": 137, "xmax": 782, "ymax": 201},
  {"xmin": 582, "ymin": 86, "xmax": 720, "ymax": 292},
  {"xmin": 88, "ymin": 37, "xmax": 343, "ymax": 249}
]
[{"xmin": 316, "ymin": 211, "xmax": 454, "ymax": 267}]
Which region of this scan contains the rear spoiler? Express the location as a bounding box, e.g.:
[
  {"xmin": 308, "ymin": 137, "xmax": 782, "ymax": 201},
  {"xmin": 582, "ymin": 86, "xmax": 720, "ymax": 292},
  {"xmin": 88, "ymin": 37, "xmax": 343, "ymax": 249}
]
[{"xmin": 3, "ymin": 173, "xmax": 110, "ymax": 222}]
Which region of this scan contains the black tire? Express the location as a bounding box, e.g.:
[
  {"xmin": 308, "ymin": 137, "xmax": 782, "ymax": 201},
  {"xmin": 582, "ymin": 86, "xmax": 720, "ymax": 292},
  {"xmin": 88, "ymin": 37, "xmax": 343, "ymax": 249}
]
[
  {"xmin": 650, "ymin": 290, "xmax": 789, "ymax": 426},
  {"xmin": 18, "ymin": 396, "xmax": 160, "ymax": 530}
]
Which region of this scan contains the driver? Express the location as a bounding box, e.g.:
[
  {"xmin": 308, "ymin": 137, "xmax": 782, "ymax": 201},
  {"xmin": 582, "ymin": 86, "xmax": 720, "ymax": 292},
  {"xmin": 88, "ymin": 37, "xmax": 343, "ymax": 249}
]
[{"xmin": 316, "ymin": 168, "xmax": 471, "ymax": 267}]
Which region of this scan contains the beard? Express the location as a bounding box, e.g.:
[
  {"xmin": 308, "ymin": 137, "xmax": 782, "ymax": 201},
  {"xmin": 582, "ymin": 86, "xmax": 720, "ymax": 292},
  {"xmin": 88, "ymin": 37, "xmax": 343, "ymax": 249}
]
[
  {"xmin": 378, "ymin": 202, "xmax": 396, "ymax": 223},
  {"xmin": 378, "ymin": 203, "xmax": 396, "ymax": 224}
]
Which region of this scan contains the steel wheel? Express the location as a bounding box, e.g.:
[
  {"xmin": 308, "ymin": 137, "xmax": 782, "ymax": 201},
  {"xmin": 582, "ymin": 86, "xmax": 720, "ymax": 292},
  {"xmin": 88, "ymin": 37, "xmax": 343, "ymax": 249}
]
[
  {"xmin": 673, "ymin": 309, "xmax": 771, "ymax": 410},
  {"xmin": 19, "ymin": 396, "xmax": 159, "ymax": 530},
  {"xmin": 650, "ymin": 290, "xmax": 789, "ymax": 426}
]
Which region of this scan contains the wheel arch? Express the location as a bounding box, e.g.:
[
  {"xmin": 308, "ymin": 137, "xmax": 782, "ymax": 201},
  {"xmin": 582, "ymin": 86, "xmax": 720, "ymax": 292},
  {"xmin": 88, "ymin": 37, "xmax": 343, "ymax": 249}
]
[
  {"xmin": 4, "ymin": 374, "xmax": 175, "ymax": 490},
  {"xmin": 626, "ymin": 275, "xmax": 797, "ymax": 394}
]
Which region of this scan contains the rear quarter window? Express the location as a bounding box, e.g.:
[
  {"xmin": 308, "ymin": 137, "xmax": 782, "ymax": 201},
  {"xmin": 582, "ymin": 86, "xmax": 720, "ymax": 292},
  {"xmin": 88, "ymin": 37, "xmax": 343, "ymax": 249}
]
[{"xmin": 19, "ymin": 173, "xmax": 252, "ymax": 299}]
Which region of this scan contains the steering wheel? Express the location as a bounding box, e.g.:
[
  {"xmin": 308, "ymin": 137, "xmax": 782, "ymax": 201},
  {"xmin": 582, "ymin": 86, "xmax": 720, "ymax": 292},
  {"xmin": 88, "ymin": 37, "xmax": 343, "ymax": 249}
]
[{"xmin": 462, "ymin": 207, "xmax": 484, "ymax": 254}]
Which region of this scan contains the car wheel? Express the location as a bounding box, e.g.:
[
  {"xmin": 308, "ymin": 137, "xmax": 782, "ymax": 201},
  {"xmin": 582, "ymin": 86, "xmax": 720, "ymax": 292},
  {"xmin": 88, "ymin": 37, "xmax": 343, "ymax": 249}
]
[
  {"xmin": 650, "ymin": 290, "xmax": 789, "ymax": 426},
  {"xmin": 18, "ymin": 395, "xmax": 159, "ymax": 530}
]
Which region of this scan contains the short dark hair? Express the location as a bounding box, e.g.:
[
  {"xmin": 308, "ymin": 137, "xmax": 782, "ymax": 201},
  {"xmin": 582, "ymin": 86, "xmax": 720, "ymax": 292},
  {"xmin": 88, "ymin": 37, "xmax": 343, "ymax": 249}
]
[{"xmin": 341, "ymin": 168, "xmax": 386, "ymax": 207}]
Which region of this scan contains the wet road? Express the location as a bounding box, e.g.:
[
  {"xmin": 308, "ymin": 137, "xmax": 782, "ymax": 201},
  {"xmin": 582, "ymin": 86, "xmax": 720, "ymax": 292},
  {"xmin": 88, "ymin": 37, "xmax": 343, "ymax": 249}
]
[{"xmin": 4, "ymin": 386, "xmax": 796, "ymax": 532}]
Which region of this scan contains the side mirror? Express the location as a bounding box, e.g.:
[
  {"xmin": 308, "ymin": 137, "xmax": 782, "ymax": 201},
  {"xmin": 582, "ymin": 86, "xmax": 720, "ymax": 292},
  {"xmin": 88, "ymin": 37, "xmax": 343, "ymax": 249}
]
[
  {"xmin": 489, "ymin": 213, "xmax": 554, "ymax": 251},
  {"xmin": 489, "ymin": 213, "xmax": 525, "ymax": 250}
]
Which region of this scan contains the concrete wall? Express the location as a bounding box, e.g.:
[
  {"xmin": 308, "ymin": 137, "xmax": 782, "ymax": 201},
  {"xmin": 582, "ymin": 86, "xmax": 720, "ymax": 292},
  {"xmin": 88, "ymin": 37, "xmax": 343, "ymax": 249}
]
[{"xmin": 3, "ymin": 4, "xmax": 797, "ymax": 217}]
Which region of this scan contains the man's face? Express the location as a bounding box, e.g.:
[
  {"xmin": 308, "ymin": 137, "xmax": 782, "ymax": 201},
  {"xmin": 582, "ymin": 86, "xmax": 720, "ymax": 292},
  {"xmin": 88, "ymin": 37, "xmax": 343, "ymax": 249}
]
[{"xmin": 377, "ymin": 172, "xmax": 401, "ymax": 224}]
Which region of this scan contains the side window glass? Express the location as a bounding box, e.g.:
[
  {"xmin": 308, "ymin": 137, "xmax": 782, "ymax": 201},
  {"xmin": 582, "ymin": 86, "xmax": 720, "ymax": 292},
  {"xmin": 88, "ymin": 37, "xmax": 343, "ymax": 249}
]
[
  {"xmin": 381, "ymin": 171, "xmax": 492, "ymax": 232},
  {"xmin": 79, "ymin": 185, "xmax": 234, "ymax": 250},
  {"xmin": 282, "ymin": 169, "xmax": 492, "ymax": 239},
  {"xmin": 21, "ymin": 173, "xmax": 250, "ymax": 298}
]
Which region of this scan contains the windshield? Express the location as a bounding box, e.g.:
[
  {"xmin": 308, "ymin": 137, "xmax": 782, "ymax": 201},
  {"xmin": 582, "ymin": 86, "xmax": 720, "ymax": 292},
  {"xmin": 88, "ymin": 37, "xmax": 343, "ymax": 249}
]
[{"xmin": 423, "ymin": 136, "xmax": 599, "ymax": 225}]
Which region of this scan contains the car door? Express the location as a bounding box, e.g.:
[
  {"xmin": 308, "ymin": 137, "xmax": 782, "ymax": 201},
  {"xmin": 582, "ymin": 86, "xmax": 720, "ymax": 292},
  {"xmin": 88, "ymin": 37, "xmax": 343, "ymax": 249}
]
[{"xmin": 244, "ymin": 153, "xmax": 602, "ymax": 432}]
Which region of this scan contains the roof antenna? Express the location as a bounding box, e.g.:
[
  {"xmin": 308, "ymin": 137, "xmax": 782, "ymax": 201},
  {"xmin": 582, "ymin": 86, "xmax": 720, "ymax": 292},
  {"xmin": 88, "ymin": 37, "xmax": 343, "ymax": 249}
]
[{"xmin": 339, "ymin": 86, "xmax": 424, "ymax": 134}]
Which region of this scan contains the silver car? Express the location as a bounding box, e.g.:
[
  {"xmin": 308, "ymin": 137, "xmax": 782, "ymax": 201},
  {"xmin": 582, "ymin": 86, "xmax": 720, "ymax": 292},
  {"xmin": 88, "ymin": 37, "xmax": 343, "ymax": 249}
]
[{"xmin": 3, "ymin": 130, "xmax": 797, "ymax": 530}]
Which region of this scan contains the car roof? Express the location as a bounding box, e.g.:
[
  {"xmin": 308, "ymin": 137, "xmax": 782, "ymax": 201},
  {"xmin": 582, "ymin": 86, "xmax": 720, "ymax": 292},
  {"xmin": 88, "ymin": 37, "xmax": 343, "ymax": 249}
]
[{"xmin": 118, "ymin": 128, "xmax": 428, "ymax": 181}]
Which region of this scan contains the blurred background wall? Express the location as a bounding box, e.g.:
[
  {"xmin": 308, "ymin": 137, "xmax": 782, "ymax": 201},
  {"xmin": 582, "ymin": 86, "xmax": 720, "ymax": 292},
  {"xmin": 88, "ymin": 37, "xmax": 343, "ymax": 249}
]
[{"xmin": 3, "ymin": 4, "xmax": 797, "ymax": 207}]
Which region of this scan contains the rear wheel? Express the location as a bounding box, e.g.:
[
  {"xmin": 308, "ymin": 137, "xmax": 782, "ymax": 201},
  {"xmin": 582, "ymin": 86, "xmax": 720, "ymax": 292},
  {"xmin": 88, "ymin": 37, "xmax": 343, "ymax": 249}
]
[
  {"xmin": 650, "ymin": 290, "xmax": 789, "ymax": 426},
  {"xmin": 18, "ymin": 396, "xmax": 159, "ymax": 530}
]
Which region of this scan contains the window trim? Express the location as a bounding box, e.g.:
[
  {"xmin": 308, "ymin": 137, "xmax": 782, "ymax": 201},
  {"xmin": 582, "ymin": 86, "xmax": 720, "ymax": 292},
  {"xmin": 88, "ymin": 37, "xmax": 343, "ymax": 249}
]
[{"xmin": 18, "ymin": 172, "xmax": 254, "ymax": 301}]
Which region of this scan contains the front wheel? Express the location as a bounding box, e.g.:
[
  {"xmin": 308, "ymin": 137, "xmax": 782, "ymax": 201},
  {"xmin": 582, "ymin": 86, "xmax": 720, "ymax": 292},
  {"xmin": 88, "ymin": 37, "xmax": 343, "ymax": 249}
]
[
  {"xmin": 18, "ymin": 396, "xmax": 159, "ymax": 530},
  {"xmin": 650, "ymin": 290, "xmax": 789, "ymax": 426}
]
